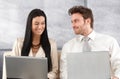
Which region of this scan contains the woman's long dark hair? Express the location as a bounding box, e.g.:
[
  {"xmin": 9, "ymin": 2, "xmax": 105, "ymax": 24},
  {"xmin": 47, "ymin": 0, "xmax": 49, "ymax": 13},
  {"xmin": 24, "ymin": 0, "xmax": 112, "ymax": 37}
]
[{"xmin": 21, "ymin": 9, "xmax": 52, "ymax": 72}]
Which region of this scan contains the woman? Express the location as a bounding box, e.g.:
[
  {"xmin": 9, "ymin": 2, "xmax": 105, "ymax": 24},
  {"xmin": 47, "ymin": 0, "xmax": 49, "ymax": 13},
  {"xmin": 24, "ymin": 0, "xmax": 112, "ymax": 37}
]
[{"xmin": 12, "ymin": 9, "xmax": 58, "ymax": 79}]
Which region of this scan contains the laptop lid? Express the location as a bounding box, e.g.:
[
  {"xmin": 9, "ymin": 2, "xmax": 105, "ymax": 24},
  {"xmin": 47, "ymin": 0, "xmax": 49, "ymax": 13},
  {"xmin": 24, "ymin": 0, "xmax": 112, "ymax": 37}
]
[
  {"xmin": 67, "ymin": 51, "xmax": 111, "ymax": 79},
  {"xmin": 5, "ymin": 56, "xmax": 48, "ymax": 79}
]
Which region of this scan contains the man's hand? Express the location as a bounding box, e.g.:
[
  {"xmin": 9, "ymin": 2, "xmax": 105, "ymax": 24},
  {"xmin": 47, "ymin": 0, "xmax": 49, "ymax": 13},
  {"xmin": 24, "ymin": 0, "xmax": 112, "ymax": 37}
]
[{"xmin": 111, "ymin": 76, "xmax": 119, "ymax": 79}]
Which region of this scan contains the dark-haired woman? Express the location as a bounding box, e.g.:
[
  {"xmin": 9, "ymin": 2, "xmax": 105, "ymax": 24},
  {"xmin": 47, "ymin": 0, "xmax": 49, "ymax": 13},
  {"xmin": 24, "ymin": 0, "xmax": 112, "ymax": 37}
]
[{"xmin": 12, "ymin": 9, "xmax": 58, "ymax": 79}]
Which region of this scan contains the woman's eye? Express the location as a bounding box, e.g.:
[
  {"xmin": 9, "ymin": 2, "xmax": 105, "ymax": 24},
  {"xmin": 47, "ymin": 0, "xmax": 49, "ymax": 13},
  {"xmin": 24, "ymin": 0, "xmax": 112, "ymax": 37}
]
[{"xmin": 35, "ymin": 23, "xmax": 39, "ymax": 25}]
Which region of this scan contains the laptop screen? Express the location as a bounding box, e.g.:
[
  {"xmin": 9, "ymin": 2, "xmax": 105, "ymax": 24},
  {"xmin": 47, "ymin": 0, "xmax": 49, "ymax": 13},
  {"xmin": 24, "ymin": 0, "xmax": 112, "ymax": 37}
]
[
  {"xmin": 67, "ymin": 51, "xmax": 111, "ymax": 79},
  {"xmin": 5, "ymin": 56, "xmax": 48, "ymax": 79}
]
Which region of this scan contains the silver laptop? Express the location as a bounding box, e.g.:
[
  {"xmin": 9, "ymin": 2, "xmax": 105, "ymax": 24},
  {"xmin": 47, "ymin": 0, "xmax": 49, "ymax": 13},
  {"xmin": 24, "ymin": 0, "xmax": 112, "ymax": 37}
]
[
  {"xmin": 67, "ymin": 51, "xmax": 111, "ymax": 79},
  {"xmin": 5, "ymin": 56, "xmax": 48, "ymax": 79}
]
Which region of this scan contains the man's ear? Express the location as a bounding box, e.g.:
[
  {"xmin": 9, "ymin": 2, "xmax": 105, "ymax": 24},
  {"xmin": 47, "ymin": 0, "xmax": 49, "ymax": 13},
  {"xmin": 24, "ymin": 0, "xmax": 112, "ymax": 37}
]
[{"xmin": 85, "ymin": 18, "xmax": 91, "ymax": 24}]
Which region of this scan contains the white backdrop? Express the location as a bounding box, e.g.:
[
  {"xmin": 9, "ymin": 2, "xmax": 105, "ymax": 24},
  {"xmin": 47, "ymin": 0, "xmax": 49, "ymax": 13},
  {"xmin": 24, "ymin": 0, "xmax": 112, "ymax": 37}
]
[
  {"xmin": 0, "ymin": 0, "xmax": 85, "ymax": 49},
  {"xmin": 0, "ymin": 0, "xmax": 120, "ymax": 50}
]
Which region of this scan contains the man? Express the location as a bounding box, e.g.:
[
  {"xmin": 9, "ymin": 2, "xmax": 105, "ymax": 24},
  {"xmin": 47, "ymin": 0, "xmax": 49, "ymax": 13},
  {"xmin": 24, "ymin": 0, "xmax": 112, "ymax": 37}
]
[{"xmin": 60, "ymin": 5, "xmax": 120, "ymax": 79}]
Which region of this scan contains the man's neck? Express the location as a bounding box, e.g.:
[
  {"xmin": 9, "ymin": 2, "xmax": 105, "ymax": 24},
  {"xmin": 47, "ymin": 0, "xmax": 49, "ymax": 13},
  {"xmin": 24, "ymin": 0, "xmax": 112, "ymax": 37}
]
[{"xmin": 83, "ymin": 29, "xmax": 93, "ymax": 37}]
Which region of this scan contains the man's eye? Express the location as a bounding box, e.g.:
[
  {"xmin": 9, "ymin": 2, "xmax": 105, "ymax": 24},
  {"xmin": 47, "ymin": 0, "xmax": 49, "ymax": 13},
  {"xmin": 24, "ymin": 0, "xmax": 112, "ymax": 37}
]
[
  {"xmin": 75, "ymin": 20, "xmax": 78, "ymax": 22},
  {"xmin": 41, "ymin": 22, "xmax": 45, "ymax": 25}
]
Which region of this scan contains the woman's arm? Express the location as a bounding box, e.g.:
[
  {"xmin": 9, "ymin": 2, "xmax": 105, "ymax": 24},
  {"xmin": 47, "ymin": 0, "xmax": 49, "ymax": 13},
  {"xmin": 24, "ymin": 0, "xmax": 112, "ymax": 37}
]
[{"xmin": 48, "ymin": 39, "xmax": 58, "ymax": 79}]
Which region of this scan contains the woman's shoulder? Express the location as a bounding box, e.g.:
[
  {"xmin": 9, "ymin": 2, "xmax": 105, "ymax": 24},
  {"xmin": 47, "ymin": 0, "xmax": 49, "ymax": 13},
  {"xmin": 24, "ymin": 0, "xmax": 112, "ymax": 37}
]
[
  {"xmin": 48, "ymin": 38, "xmax": 56, "ymax": 44},
  {"xmin": 48, "ymin": 38, "xmax": 57, "ymax": 48},
  {"xmin": 15, "ymin": 37, "xmax": 24, "ymax": 44},
  {"xmin": 13, "ymin": 38, "xmax": 24, "ymax": 48}
]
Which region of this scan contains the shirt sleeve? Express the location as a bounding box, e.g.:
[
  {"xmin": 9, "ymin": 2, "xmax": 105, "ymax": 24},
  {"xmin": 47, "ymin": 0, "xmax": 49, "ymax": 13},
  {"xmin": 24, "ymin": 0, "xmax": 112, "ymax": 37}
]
[
  {"xmin": 12, "ymin": 38, "xmax": 23, "ymax": 56},
  {"xmin": 3, "ymin": 51, "xmax": 13, "ymax": 79},
  {"xmin": 3, "ymin": 38, "xmax": 23, "ymax": 79},
  {"xmin": 60, "ymin": 44, "xmax": 68, "ymax": 79},
  {"xmin": 110, "ymin": 38, "xmax": 120, "ymax": 78},
  {"xmin": 48, "ymin": 39, "xmax": 58, "ymax": 79}
]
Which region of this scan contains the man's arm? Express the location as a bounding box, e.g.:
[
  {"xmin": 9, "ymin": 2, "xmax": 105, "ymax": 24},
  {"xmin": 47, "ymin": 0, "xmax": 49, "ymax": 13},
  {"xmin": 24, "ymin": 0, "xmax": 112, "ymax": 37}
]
[
  {"xmin": 110, "ymin": 38, "xmax": 120, "ymax": 79},
  {"xmin": 60, "ymin": 45, "xmax": 67, "ymax": 79}
]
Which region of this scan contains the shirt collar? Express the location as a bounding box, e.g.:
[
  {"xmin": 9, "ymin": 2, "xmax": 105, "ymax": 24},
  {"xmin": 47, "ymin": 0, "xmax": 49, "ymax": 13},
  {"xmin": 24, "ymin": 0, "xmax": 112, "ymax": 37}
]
[
  {"xmin": 76, "ymin": 34, "xmax": 84, "ymax": 41},
  {"xmin": 76, "ymin": 30, "xmax": 96, "ymax": 41},
  {"xmin": 87, "ymin": 30, "xmax": 96, "ymax": 41}
]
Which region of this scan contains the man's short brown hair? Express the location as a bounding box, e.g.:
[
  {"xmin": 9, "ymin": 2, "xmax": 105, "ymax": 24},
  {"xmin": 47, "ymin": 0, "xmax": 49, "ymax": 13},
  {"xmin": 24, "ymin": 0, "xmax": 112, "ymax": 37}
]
[{"xmin": 68, "ymin": 5, "xmax": 94, "ymax": 28}]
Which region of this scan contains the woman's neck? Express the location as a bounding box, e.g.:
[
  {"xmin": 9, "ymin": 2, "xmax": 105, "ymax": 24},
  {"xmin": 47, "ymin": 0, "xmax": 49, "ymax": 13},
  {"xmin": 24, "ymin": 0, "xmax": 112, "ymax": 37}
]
[{"xmin": 32, "ymin": 35, "xmax": 41, "ymax": 45}]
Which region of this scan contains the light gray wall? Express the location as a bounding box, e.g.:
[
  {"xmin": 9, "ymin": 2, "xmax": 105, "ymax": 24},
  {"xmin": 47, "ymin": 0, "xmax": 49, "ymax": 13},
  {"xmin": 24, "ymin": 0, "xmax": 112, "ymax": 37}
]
[
  {"xmin": 0, "ymin": 0, "xmax": 85, "ymax": 49},
  {"xmin": 88, "ymin": 0, "xmax": 120, "ymax": 45},
  {"xmin": 44, "ymin": 0, "xmax": 85, "ymax": 49},
  {"xmin": 0, "ymin": 0, "xmax": 120, "ymax": 50}
]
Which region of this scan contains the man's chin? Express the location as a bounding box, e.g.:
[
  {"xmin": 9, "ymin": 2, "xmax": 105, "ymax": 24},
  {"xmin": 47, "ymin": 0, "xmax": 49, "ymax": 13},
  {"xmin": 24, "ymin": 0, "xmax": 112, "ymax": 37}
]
[{"xmin": 74, "ymin": 32, "xmax": 81, "ymax": 35}]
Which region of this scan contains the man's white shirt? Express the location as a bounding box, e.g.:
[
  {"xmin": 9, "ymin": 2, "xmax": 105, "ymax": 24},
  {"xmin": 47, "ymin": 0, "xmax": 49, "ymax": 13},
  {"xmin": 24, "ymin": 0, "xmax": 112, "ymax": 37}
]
[{"xmin": 60, "ymin": 31, "xmax": 120, "ymax": 79}]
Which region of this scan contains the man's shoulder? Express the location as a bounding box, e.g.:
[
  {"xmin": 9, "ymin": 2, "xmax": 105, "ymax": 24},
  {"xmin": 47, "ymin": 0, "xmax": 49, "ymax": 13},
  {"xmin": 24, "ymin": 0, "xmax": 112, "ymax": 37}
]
[
  {"xmin": 63, "ymin": 38, "xmax": 76, "ymax": 47},
  {"xmin": 96, "ymin": 32, "xmax": 116, "ymax": 41},
  {"xmin": 61, "ymin": 38, "xmax": 76, "ymax": 52}
]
